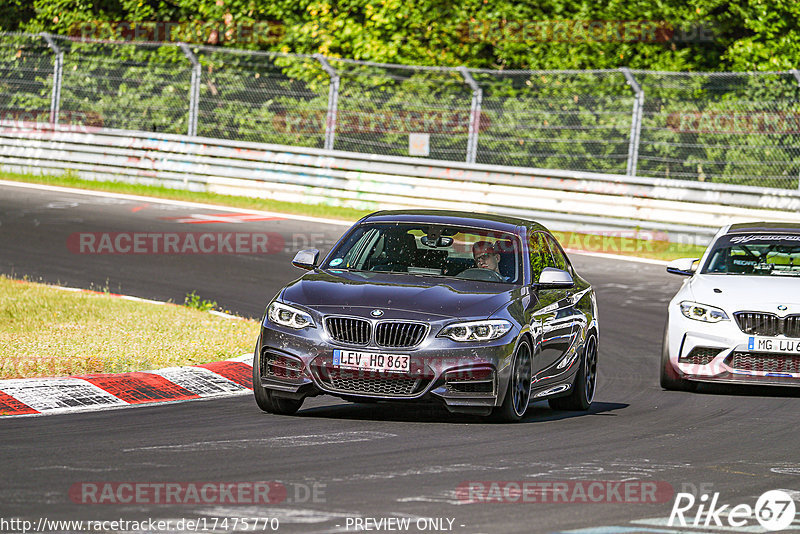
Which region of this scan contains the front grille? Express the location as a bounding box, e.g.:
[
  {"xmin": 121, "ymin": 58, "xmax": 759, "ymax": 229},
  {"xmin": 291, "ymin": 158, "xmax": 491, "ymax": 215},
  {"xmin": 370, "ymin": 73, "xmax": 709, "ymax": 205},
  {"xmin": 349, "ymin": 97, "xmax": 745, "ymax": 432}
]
[
  {"xmin": 786, "ymin": 316, "xmax": 800, "ymax": 338},
  {"xmin": 446, "ymin": 381, "xmax": 494, "ymax": 394},
  {"xmin": 326, "ymin": 317, "xmax": 371, "ymax": 345},
  {"xmin": 727, "ymin": 352, "xmax": 800, "ymax": 374},
  {"xmin": 444, "ymin": 368, "xmax": 495, "ymax": 395},
  {"xmin": 310, "ymin": 357, "xmax": 432, "ymax": 397},
  {"xmin": 375, "ymin": 322, "xmax": 427, "ymax": 347},
  {"xmin": 261, "ymin": 351, "xmax": 303, "ymax": 380},
  {"xmin": 679, "ymin": 347, "xmax": 722, "ymax": 365},
  {"xmin": 734, "ymin": 312, "xmax": 800, "ymax": 338},
  {"xmin": 735, "ymin": 312, "xmax": 780, "ymax": 336},
  {"xmin": 325, "ymin": 316, "xmax": 427, "ymax": 347},
  {"xmin": 325, "ymin": 375, "xmax": 424, "ymax": 396}
]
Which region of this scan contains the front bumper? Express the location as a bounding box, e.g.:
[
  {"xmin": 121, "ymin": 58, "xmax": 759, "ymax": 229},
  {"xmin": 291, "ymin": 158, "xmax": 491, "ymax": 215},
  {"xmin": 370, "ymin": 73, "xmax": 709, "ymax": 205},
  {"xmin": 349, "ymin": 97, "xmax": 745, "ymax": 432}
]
[
  {"xmin": 256, "ymin": 323, "xmax": 519, "ymax": 413},
  {"xmin": 667, "ymin": 313, "xmax": 800, "ymax": 386}
]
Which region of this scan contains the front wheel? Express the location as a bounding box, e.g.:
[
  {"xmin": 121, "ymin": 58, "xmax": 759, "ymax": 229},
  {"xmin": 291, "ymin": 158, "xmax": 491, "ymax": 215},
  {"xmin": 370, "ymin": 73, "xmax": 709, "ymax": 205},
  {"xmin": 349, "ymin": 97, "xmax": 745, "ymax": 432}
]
[
  {"xmin": 493, "ymin": 339, "xmax": 532, "ymax": 422},
  {"xmin": 549, "ymin": 334, "xmax": 597, "ymax": 411},
  {"xmin": 252, "ymin": 347, "xmax": 304, "ymax": 415}
]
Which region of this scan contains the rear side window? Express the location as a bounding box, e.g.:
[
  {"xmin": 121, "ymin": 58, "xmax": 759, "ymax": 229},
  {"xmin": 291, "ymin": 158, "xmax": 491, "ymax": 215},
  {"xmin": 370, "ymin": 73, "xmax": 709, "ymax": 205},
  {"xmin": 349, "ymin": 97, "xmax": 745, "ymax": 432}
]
[
  {"xmin": 528, "ymin": 232, "xmax": 552, "ymax": 282},
  {"xmin": 545, "ymin": 235, "xmax": 572, "ymax": 274}
]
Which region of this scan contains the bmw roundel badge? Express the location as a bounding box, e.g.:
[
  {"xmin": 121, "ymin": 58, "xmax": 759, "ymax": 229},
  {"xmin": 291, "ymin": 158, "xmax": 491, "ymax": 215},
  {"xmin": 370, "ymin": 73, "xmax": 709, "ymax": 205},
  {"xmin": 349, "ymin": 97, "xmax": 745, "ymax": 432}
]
[{"xmin": 371, "ymin": 309, "xmax": 384, "ymax": 317}]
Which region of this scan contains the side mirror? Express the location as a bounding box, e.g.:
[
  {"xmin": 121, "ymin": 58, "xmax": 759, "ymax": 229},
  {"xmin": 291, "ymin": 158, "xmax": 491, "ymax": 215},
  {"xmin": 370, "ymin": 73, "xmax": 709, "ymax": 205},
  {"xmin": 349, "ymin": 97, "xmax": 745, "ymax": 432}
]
[
  {"xmin": 666, "ymin": 258, "xmax": 699, "ymax": 276},
  {"xmin": 292, "ymin": 249, "xmax": 319, "ymax": 270},
  {"xmin": 535, "ymin": 267, "xmax": 574, "ymax": 289}
]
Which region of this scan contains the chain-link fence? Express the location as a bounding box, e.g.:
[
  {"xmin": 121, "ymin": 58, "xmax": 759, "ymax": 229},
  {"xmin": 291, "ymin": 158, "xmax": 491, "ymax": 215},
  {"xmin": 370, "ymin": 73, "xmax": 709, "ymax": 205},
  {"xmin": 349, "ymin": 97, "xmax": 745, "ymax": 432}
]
[{"xmin": 2, "ymin": 32, "xmax": 800, "ymax": 189}]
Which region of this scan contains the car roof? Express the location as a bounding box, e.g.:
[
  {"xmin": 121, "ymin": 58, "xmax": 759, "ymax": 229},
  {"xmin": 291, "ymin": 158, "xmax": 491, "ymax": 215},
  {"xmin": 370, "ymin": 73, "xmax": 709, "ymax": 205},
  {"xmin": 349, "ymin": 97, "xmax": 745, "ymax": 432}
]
[
  {"xmin": 360, "ymin": 210, "xmax": 548, "ymax": 233},
  {"xmin": 726, "ymin": 221, "xmax": 800, "ymax": 234}
]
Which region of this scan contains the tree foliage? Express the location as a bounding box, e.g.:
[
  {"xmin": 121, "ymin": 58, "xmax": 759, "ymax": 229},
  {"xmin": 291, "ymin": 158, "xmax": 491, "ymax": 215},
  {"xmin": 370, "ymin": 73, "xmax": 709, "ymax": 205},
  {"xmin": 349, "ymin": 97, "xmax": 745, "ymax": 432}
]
[{"xmin": 3, "ymin": 0, "xmax": 798, "ymax": 72}]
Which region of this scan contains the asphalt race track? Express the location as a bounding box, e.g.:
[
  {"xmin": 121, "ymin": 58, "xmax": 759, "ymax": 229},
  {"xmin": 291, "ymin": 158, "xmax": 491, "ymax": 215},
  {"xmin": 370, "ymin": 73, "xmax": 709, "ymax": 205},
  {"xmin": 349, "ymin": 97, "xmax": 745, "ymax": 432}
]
[{"xmin": 1, "ymin": 182, "xmax": 799, "ymax": 534}]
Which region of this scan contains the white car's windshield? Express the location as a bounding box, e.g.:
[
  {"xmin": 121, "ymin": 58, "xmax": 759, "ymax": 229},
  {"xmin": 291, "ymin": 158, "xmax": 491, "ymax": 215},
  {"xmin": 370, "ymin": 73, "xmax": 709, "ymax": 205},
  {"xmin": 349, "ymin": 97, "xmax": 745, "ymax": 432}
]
[
  {"xmin": 703, "ymin": 233, "xmax": 800, "ymax": 276},
  {"xmin": 323, "ymin": 223, "xmax": 522, "ymax": 284}
]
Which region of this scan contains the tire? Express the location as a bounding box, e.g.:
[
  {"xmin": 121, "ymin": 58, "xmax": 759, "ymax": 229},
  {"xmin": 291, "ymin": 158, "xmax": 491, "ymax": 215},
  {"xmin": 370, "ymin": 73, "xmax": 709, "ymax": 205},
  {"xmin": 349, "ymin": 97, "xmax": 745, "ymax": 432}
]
[
  {"xmin": 549, "ymin": 333, "xmax": 597, "ymax": 411},
  {"xmin": 660, "ymin": 325, "xmax": 696, "ymax": 392},
  {"xmin": 252, "ymin": 346, "xmax": 304, "ymax": 415},
  {"xmin": 493, "ymin": 339, "xmax": 533, "ymax": 422}
]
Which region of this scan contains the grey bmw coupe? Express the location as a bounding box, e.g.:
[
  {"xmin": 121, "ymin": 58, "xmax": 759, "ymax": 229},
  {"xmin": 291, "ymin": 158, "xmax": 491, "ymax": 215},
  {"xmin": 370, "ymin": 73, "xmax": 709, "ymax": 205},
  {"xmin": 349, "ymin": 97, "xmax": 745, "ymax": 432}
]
[{"xmin": 253, "ymin": 210, "xmax": 599, "ymax": 421}]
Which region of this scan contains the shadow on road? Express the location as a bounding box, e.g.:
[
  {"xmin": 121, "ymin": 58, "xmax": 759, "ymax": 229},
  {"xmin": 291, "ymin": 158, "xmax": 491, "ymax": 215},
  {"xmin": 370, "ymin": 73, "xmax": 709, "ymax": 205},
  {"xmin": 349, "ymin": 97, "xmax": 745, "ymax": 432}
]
[
  {"xmin": 694, "ymin": 383, "xmax": 800, "ymax": 398},
  {"xmin": 294, "ymin": 400, "xmax": 628, "ymax": 424}
]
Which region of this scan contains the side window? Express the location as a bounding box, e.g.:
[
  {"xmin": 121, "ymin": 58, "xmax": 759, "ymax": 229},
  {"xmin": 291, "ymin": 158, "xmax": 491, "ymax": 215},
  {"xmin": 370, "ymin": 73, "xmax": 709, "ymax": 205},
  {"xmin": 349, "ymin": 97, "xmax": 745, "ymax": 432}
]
[
  {"xmin": 528, "ymin": 232, "xmax": 553, "ymax": 282},
  {"xmin": 545, "ymin": 234, "xmax": 571, "ymax": 274}
]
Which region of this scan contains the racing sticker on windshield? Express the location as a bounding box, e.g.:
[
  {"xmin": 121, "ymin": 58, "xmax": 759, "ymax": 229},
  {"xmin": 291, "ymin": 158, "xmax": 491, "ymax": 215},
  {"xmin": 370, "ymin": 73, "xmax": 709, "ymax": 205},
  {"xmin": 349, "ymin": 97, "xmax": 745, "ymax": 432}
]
[{"xmin": 729, "ymin": 234, "xmax": 800, "ymax": 244}]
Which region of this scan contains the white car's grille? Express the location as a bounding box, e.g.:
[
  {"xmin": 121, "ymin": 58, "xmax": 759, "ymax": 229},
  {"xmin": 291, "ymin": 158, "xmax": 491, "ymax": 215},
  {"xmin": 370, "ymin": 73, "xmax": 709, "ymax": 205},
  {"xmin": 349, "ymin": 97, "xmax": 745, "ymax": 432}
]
[
  {"xmin": 679, "ymin": 347, "xmax": 721, "ymax": 365},
  {"xmin": 728, "ymin": 352, "xmax": 800, "ymax": 374},
  {"xmin": 734, "ymin": 312, "xmax": 800, "ymax": 338}
]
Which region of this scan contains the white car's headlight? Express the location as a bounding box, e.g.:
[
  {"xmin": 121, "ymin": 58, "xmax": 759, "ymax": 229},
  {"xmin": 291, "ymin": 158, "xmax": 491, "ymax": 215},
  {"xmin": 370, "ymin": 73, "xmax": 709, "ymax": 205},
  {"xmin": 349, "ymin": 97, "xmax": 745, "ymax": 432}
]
[
  {"xmin": 439, "ymin": 320, "xmax": 512, "ymax": 342},
  {"xmin": 680, "ymin": 301, "xmax": 729, "ymax": 323},
  {"xmin": 266, "ymin": 302, "xmax": 315, "ymax": 329}
]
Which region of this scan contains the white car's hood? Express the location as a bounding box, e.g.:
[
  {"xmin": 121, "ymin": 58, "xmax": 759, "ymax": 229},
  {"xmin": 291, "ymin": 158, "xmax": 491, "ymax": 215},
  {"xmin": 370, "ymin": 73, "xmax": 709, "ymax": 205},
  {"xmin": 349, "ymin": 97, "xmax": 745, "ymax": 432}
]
[{"xmin": 688, "ymin": 274, "xmax": 800, "ymax": 315}]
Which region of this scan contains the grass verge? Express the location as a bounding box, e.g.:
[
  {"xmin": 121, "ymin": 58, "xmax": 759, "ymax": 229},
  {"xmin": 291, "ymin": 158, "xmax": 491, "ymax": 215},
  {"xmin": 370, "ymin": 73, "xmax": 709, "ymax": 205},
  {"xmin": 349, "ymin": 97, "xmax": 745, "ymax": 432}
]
[
  {"xmin": 0, "ymin": 276, "xmax": 258, "ymax": 379},
  {"xmin": 1, "ymin": 170, "xmax": 708, "ymax": 262}
]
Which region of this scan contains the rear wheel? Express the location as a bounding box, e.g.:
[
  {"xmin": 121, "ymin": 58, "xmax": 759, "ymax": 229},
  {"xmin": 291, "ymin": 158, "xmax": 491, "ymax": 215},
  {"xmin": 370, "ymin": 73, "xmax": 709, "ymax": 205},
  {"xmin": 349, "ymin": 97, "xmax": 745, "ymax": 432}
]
[
  {"xmin": 549, "ymin": 334, "xmax": 597, "ymax": 411},
  {"xmin": 493, "ymin": 339, "xmax": 532, "ymax": 422},
  {"xmin": 252, "ymin": 347, "xmax": 304, "ymax": 415},
  {"xmin": 660, "ymin": 326, "xmax": 695, "ymax": 391}
]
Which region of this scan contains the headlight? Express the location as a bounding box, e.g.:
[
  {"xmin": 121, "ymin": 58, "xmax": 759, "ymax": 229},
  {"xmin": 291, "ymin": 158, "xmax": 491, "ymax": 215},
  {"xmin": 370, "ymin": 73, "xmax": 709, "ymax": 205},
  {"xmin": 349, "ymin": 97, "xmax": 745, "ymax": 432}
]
[
  {"xmin": 439, "ymin": 319, "xmax": 512, "ymax": 342},
  {"xmin": 679, "ymin": 301, "xmax": 729, "ymax": 323},
  {"xmin": 266, "ymin": 302, "xmax": 315, "ymax": 329}
]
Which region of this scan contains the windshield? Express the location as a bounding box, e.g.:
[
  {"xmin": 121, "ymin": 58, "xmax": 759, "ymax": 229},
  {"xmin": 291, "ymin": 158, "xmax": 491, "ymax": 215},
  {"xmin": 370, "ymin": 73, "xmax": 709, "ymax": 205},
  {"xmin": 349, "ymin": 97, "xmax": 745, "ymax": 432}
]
[
  {"xmin": 322, "ymin": 223, "xmax": 522, "ymax": 284},
  {"xmin": 702, "ymin": 233, "xmax": 800, "ymax": 276}
]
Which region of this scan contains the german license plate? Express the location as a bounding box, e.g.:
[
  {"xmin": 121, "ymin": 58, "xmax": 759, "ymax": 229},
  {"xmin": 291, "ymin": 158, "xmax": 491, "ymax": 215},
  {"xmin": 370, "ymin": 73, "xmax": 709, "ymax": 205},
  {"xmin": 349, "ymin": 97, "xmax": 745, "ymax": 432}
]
[
  {"xmin": 748, "ymin": 337, "xmax": 800, "ymax": 354},
  {"xmin": 332, "ymin": 350, "xmax": 410, "ymax": 373}
]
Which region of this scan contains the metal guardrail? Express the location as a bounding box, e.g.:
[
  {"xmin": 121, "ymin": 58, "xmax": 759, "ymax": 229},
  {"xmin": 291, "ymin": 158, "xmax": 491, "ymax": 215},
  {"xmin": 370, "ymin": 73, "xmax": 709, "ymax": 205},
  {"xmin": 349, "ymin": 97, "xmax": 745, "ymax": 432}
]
[{"xmin": 2, "ymin": 122, "xmax": 800, "ymax": 246}]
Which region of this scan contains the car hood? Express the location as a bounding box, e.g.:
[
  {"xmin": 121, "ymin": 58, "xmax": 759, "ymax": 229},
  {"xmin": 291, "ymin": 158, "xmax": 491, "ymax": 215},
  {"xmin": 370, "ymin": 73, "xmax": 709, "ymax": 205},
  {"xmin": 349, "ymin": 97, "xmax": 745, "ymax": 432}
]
[
  {"xmin": 281, "ymin": 270, "xmax": 518, "ymax": 319},
  {"xmin": 688, "ymin": 274, "xmax": 800, "ymax": 315}
]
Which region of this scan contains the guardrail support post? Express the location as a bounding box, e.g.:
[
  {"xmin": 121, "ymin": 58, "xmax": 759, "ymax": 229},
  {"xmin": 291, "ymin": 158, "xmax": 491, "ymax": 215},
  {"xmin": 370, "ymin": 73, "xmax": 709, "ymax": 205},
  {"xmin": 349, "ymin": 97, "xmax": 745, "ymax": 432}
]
[
  {"xmin": 40, "ymin": 33, "xmax": 63, "ymax": 125},
  {"xmin": 179, "ymin": 43, "xmax": 200, "ymax": 137},
  {"xmin": 459, "ymin": 66, "xmax": 482, "ymax": 164},
  {"xmin": 621, "ymin": 67, "xmax": 644, "ymax": 177},
  {"xmin": 315, "ymin": 54, "xmax": 340, "ymax": 151}
]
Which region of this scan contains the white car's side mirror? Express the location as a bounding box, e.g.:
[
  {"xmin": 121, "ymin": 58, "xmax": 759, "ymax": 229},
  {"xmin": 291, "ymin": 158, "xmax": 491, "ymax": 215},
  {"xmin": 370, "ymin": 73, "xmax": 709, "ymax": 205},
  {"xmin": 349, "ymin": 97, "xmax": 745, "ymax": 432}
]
[{"xmin": 666, "ymin": 258, "xmax": 699, "ymax": 276}]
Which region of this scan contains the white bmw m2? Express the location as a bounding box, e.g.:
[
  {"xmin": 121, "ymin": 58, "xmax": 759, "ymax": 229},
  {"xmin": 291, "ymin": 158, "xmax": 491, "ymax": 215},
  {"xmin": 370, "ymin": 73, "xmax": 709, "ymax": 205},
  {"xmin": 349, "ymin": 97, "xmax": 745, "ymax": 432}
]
[{"xmin": 662, "ymin": 222, "xmax": 800, "ymax": 390}]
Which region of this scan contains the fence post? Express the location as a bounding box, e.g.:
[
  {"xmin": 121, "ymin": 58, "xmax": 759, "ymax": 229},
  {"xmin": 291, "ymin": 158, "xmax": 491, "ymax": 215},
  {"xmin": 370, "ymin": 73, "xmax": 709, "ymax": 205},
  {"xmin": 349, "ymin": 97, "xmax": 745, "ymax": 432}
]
[
  {"xmin": 315, "ymin": 54, "xmax": 340, "ymax": 151},
  {"xmin": 458, "ymin": 66, "xmax": 482, "ymax": 164},
  {"xmin": 179, "ymin": 43, "xmax": 200, "ymax": 137},
  {"xmin": 621, "ymin": 67, "xmax": 644, "ymax": 177},
  {"xmin": 40, "ymin": 33, "xmax": 63, "ymax": 126},
  {"xmin": 793, "ymin": 70, "xmax": 800, "ymax": 189}
]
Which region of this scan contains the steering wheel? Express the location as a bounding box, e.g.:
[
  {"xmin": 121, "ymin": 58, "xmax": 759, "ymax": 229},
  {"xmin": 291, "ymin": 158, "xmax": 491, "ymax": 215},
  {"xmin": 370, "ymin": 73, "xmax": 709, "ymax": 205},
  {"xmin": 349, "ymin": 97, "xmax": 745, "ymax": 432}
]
[{"xmin": 455, "ymin": 268, "xmax": 504, "ymax": 282}]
